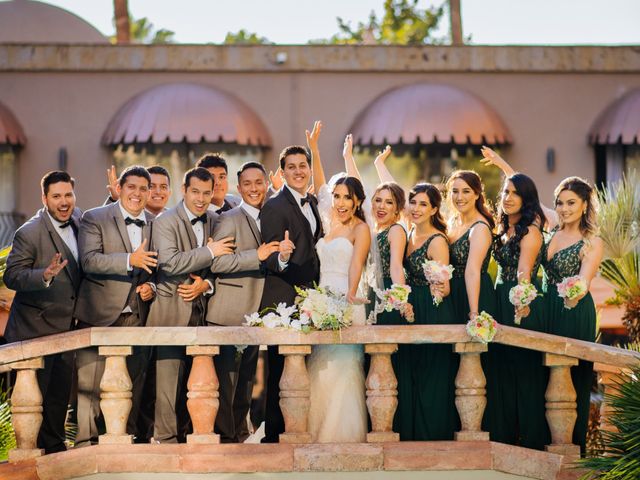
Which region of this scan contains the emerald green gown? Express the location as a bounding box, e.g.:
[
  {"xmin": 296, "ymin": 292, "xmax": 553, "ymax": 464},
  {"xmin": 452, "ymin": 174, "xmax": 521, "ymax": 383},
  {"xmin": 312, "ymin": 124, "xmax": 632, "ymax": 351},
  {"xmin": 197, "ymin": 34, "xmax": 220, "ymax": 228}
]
[
  {"xmin": 394, "ymin": 233, "xmax": 460, "ymax": 440},
  {"xmin": 491, "ymin": 234, "xmax": 550, "ymax": 450},
  {"xmin": 448, "ymin": 221, "xmax": 498, "ymax": 438},
  {"xmin": 542, "ymin": 231, "xmax": 595, "ymax": 454},
  {"xmin": 375, "ymin": 224, "xmax": 407, "ymax": 325}
]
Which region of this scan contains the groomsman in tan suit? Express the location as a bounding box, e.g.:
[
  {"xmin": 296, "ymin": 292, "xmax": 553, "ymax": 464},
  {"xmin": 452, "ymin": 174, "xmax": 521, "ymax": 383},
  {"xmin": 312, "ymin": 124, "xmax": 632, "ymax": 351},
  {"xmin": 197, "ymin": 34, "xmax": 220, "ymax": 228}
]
[
  {"xmin": 207, "ymin": 162, "xmax": 280, "ymax": 442},
  {"xmin": 74, "ymin": 165, "xmax": 158, "ymax": 446},
  {"xmin": 147, "ymin": 167, "xmax": 235, "ymax": 443},
  {"xmin": 4, "ymin": 171, "xmax": 81, "ymax": 454}
]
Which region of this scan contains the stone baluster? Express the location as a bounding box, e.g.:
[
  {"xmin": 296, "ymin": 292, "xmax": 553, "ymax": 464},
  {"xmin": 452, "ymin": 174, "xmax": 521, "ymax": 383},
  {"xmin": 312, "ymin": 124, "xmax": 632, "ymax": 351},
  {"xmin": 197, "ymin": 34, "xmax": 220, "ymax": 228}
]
[
  {"xmin": 365, "ymin": 343, "xmax": 400, "ymax": 442},
  {"xmin": 279, "ymin": 345, "xmax": 312, "ymax": 443},
  {"xmin": 454, "ymin": 342, "xmax": 489, "ymax": 441},
  {"xmin": 596, "ymin": 363, "xmax": 628, "ymax": 434},
  {"xmin": 99, "ymin": 346, "xmax": 133, "ymax": 444},
  {"xmin": 186, "ymin": 346, "xmax": 220, "ymax": 444},
  {"xmin": 9, "ymin": 357, "xmax": 44, "ymax": 462},
  {"xmin": 544, "ymin": 353, "xmax": 580, "ymax": 459}
]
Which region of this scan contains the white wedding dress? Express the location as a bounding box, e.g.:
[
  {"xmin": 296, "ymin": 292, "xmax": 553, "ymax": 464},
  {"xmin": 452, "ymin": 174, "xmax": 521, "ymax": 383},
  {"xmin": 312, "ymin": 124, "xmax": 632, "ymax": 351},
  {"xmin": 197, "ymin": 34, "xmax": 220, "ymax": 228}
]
[{"xmin": 306, "ymin": 184, "xmax": 368, "ymax": 443}]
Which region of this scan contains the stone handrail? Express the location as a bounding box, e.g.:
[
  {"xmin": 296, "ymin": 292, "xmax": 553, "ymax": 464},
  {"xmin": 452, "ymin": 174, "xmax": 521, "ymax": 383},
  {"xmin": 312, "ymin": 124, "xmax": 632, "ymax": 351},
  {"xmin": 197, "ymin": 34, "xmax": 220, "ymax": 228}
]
[{"xmin": 1, "ymin": 325, "xmax": 638, "ymax": 464}]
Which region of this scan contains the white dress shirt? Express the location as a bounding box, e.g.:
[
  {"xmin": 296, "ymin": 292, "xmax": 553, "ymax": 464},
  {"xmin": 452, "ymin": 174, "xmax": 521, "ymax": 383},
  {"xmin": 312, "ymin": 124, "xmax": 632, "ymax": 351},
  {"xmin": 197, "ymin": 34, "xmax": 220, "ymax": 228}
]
[
  {"xmin": 285, "ymin": 184, "xmax": 317, "ymax": 235},
  {"xmin": 183, "ymin": 203, "xmax": 214, "ymax": 294},
  {"xmin": 240, "ymin": 201, "xmax": 261, "ymax": 232},
  {"xmin": 46, "ymin": 211, "xmax": 78, "ymax": 262},
  {"xmin": 119, "ymin": 203, "xmax": 147, "ymax": 272}
]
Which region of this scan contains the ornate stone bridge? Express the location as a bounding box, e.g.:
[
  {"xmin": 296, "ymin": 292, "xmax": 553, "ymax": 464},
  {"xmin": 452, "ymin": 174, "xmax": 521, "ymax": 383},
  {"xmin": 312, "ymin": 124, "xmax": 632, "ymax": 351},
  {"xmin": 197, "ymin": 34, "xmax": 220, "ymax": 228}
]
[{"xmin": 0, "ymin": 325, "xmax": 637, "ymax": 479}]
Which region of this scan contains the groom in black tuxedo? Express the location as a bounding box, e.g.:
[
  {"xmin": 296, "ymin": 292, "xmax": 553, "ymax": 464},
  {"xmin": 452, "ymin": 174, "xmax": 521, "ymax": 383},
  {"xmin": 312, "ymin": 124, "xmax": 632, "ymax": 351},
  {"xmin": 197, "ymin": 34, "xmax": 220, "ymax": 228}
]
[{"xmin": 259, "ymin": 145, "xmax": 323, "ymax": 442}]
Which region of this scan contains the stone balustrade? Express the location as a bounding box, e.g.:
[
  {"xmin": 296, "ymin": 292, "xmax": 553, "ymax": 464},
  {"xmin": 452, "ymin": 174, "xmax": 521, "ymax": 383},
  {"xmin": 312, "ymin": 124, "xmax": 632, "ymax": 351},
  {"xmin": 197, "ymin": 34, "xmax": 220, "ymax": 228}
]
[{"xmin": 1, "ymin": 325, "xmax": 638, "ymax": 466}]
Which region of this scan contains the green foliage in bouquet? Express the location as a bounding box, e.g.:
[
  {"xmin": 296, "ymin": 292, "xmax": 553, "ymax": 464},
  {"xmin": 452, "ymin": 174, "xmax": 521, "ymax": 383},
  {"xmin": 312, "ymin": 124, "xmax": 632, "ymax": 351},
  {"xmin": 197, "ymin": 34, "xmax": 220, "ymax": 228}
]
[{"xmin": 0, "ymin": 246, "xmax": 11, "ymax": 287}]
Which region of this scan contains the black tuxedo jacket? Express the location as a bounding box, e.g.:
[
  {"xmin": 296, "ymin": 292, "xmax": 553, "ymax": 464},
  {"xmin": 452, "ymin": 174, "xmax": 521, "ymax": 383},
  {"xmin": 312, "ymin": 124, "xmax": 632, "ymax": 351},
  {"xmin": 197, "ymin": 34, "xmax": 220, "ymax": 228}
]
[{"xmin": 259, "ymin": 187, "xmax": 323, "ymax": 309}]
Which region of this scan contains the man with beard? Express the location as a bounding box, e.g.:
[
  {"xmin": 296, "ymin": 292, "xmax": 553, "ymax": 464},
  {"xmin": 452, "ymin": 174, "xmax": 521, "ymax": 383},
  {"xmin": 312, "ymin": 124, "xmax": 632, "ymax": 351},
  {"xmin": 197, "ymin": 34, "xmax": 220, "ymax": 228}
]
[{"xmin": 4, "ymin": 171, "xmax": 81, "ymax": 454}]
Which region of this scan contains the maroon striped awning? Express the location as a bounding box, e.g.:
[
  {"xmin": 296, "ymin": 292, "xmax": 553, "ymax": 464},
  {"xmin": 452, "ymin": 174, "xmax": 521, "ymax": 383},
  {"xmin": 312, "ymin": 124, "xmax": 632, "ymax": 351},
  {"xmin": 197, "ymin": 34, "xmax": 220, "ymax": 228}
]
[
  {"xmin": 0, "ymin": 101, "xmax": 26, "ymax": 146},
  {"xmin": 589, "ymin": 89, "xmax": 640, "ymax": 145},
  {"xmin": 102, "ymin": 83, "xmax": 272, "ymax": 147},
  {"xmin": 350, "ymin": 83, "xmax": 512, "ymax": 146}
]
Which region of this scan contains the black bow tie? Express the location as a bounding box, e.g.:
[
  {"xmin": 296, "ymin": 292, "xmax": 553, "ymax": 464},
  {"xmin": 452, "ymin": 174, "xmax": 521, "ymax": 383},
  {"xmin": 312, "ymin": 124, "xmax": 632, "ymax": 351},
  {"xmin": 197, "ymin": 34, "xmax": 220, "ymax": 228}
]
[
  {"xmin": 300, "ymin": 194, "xmax": 314, "ymax": 206},
  {"xmin": 59, "ymin": 220, "xmax": 78, "ymax": 236},
  {"xmin": 125, "ymin": 217, "xmax": 145, "ymax": 228},
  {"xmin": 191, "ymin": 214, "xmax": 207, "ymax": 225}
]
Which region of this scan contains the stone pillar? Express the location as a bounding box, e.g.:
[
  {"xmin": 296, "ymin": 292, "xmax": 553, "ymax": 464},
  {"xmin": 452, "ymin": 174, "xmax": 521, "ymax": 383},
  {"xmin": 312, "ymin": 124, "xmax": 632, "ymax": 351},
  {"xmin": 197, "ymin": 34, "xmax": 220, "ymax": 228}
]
[
  {"xmin": 279, "ymin": 345, "xmax": 312, "ymax": 444},
  {"xmin": 8, "ymin": 357, "xmax": 44, "ymax": 462},
  {"xmin": 99, "ymin": 346, "xmax": 133, "ymax": 445},
  {"xmin": 596, "ymin": 363, "xmax": 628, "ymax": 434},
  {"xmin": 544, "ymin": 353, "xmax": 580, "ymax": 459},
  {"xmin": 186, "ymin": 345, "xmax": 220, "ymax": 444},
  {"xmin": 454, "ymin": 342, "xmax": 490, "ymax": 441},
  {"xmin": 365, "ymin": 343, "xmax": 400, "ymax": 442}
]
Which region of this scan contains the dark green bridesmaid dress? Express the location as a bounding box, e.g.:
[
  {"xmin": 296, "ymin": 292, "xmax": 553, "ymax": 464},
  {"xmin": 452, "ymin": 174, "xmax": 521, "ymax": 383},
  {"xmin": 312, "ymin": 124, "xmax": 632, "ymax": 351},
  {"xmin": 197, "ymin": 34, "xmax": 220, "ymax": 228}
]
[
  {"xmin": 542, "ymin": 231, "xmax": 596, "ymax": 454},
  {"xmin": 394, "ymin": 233, "xmax": 460, "ymax": 440},
  {"xmin": 491, "ymin": 234, "xmax": 550, "ymax": 450},
  {"xmin": 375, "ymin": 224, "xmax": 407, "ymax": 325},
  {"xmin": 448, "ymin": 221, "xmax": 498, "ymax": 439}
]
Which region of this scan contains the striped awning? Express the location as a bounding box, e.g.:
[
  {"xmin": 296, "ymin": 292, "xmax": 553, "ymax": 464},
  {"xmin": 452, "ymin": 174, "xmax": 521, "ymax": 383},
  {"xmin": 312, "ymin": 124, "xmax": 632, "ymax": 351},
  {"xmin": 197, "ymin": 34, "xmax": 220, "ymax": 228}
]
[
  {"xmin": 589, "ymin": 89, "xmax": 640, "ymax": 145},
  {"xmin": 102, "ymin": 83, "xmax": 272, "ymax": 147},
  {"xmin": 0, "ymin": 101, "xmax": 26, "ymax": 146},
  {"xmin": 350, "ymin": 83, "xmax": 512, "ymax": 146}
]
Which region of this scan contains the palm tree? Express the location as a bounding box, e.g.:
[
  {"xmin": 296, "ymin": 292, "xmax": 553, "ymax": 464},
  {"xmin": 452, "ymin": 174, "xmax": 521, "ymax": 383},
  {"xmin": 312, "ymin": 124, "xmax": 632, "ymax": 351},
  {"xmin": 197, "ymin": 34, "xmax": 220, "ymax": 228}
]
[{"xmin": 113, "ymin": 0, "xmax": 130, "ymax": 44}]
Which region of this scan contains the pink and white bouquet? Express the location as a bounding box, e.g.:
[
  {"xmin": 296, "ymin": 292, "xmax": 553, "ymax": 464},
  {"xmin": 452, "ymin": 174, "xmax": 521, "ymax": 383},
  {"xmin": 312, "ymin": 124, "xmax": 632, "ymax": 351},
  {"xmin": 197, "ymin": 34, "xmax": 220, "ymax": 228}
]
[
  {"xmin": 508, "ymin": 281, "xmax": 539, "ymax": 325},
  {"xmin": 371, "ymin": 284, "xmax": 414, "ymax": 323},
  {"xmin": 422, "ymin": 260, "xmax": 454, "ymax": 306},
  {"xmin": 556, "ymin": 275, "xmax": 588, "ymax": 310},
  {"xmin": 466, "ymin": 311, "xmax": 498, "ymax": 343},
  {"xmin": 294, "ymin": 285, "xmax": 353, "ymax": 331}
]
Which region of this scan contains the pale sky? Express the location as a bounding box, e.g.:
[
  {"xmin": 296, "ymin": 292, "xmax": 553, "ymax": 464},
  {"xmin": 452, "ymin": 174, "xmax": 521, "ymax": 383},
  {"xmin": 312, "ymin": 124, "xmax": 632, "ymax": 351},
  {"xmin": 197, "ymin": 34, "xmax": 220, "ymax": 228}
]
[{"xmin": 18, "ymin": 0, "xmax": 640, "ymax": 45}]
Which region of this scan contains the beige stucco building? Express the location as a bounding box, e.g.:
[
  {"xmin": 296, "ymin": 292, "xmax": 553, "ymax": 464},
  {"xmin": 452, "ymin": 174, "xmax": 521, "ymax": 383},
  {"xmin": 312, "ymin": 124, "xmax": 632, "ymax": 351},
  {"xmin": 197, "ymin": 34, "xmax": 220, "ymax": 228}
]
[{"xmin": 0, "ymin": 1, "xmax": 639, "ymax": 242}]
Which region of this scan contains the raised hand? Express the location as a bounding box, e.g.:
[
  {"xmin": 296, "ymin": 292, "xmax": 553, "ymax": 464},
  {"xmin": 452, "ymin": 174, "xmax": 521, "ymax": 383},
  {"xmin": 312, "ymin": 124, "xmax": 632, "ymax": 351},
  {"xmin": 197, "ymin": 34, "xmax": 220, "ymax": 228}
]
[
  {"xmin": 129, "ymin": 238, "xmax": 158, "ymax": 274},
  {"xmin": 374, "ymin": 145, "xmax": 392, "ymax": 166},
  {"xmin": 257, "ymin": 241, "xmax": 280, "ymax": 261},
  {"xmin": 343, "ymin": 134, "xmax": 354, "ymax": 161},
  {"xmin": 207, "ymin": 236, "xmax": 235, "ymax": 257},
  {"xmin": 269, "ymin": 167, "xmax": 284, "ymax": 190},
  {"xmin": 107, "ymin": 165, "xmax": 119, "ymax": 201},
  {"xmin": 136, "ymin": 282, "xmax": 155, "ymax": 301},
  {"xmin": 177, "ymin": 273, "xmax": 210, "ymax": 301},
  {"xmin": 278, "ymin": 230, "xmax": 295, "ymax": 263},
  {"xmin": 305, "ymin": 120, "xmax": 323, "ymax": 152},
  {"xmin": 43, "ymin": 253, "xmax": 68, "ymax": 283},
  {"xmin": 480, "ymin": 146, "xmax": 515, "ymax": 176}
]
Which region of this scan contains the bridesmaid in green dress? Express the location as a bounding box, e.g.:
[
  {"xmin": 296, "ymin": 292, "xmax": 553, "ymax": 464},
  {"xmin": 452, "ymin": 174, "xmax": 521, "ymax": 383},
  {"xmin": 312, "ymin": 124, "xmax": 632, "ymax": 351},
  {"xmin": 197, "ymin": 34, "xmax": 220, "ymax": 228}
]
[
  {"xmin": 400, "ymin": 183, "xmax": 459, "ymax": 440},
  {"xmin": 491, "ymin": 173, "xmax": 550, "ymax": 450},
  {"xmin": 444, "ymin": 171, "xmax": 498, "ymax": 438},
  {"xmin": 542, "ymin": 178, "xmax": 603, "ymax": 454},
  {"xmin": 370, "ymin": 146, "xmax": 410, "ymax": 325}
]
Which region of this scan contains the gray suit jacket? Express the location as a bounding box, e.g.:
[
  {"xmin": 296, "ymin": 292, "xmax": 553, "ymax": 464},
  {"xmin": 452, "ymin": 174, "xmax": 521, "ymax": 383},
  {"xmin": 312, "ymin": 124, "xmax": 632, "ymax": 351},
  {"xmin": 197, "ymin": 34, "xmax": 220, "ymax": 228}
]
[
  {"xmin": 206, "ymin": 206, "xmax": 264, "ymax": 326},
  {"xmin": 74, "ymin": 202, "xmax": 155, "ymax": 326},
  {"xmin": 4, "ymin": 208, "xmax": 82, "ymax": 342},
  {"xmin": 146, "ymin": 202, "xmax": 218, "ymax": 327}
]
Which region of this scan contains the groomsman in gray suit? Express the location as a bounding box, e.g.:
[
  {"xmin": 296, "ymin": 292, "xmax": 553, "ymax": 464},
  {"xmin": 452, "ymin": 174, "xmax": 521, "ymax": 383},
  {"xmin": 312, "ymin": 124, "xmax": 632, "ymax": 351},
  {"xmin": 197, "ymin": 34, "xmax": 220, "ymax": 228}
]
[
  {"xmin": 147, "ymin": 167, "xmax": 235, "ymax": 443},
  {"xmin": 207, "ymin": 162, "xmax": 280, "ymax": 442},
  {"xmin": 74, "ymin": 165, "xmax": 158, "ymax": 446},
  {"xmin": 4, "ymin": 171, "xmax": 81, "ymax": 454}
]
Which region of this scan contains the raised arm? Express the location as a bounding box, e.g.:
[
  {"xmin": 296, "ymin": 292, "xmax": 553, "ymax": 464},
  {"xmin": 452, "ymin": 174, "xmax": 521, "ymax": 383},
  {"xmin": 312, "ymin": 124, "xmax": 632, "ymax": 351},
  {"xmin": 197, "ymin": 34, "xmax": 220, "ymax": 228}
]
[
  {"xmin": 373, "ymin": 146, "xmax": 395, "ymax": 184},
  {"xmin": 481, "ymin": 146, "xmax": 558, "ymax": 229},
  {"xmin": 342, "ymin": 134, "xmax": 362, "ymax": 180},
  {"xmin": 306, "ymin": 120, "xmax": 326, "ymax": 194}
]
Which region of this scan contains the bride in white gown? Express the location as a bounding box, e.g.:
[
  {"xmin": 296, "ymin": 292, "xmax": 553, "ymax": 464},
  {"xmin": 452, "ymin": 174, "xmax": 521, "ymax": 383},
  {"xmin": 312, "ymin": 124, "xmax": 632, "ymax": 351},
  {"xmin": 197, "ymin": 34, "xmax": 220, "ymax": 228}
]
[{"xmin": 305, "ymin": 122, "xmax": 371, "ymax": 443}]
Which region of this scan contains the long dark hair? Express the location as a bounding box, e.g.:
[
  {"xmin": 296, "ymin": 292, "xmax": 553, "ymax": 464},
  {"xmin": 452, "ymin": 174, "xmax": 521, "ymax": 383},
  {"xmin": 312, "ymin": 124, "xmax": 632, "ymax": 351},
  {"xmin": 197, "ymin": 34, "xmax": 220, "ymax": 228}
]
[
  {"xmin": 497, "ymin": 173, "xmax": 546, "ymax": 253},
  {"xmin": 554, "ymin": 176, "xmax": 598, "ymax": 238},
  {"xmin": 447, "ymin": 170, "xmax": 495, "ymax": 230},
  {"xmin": 333, "ymin": 176, "xmax": 366, "ymax": 223},
  {"xmin": 409, "ymin": 183, "xmax": 447, "ymax": 235}
]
